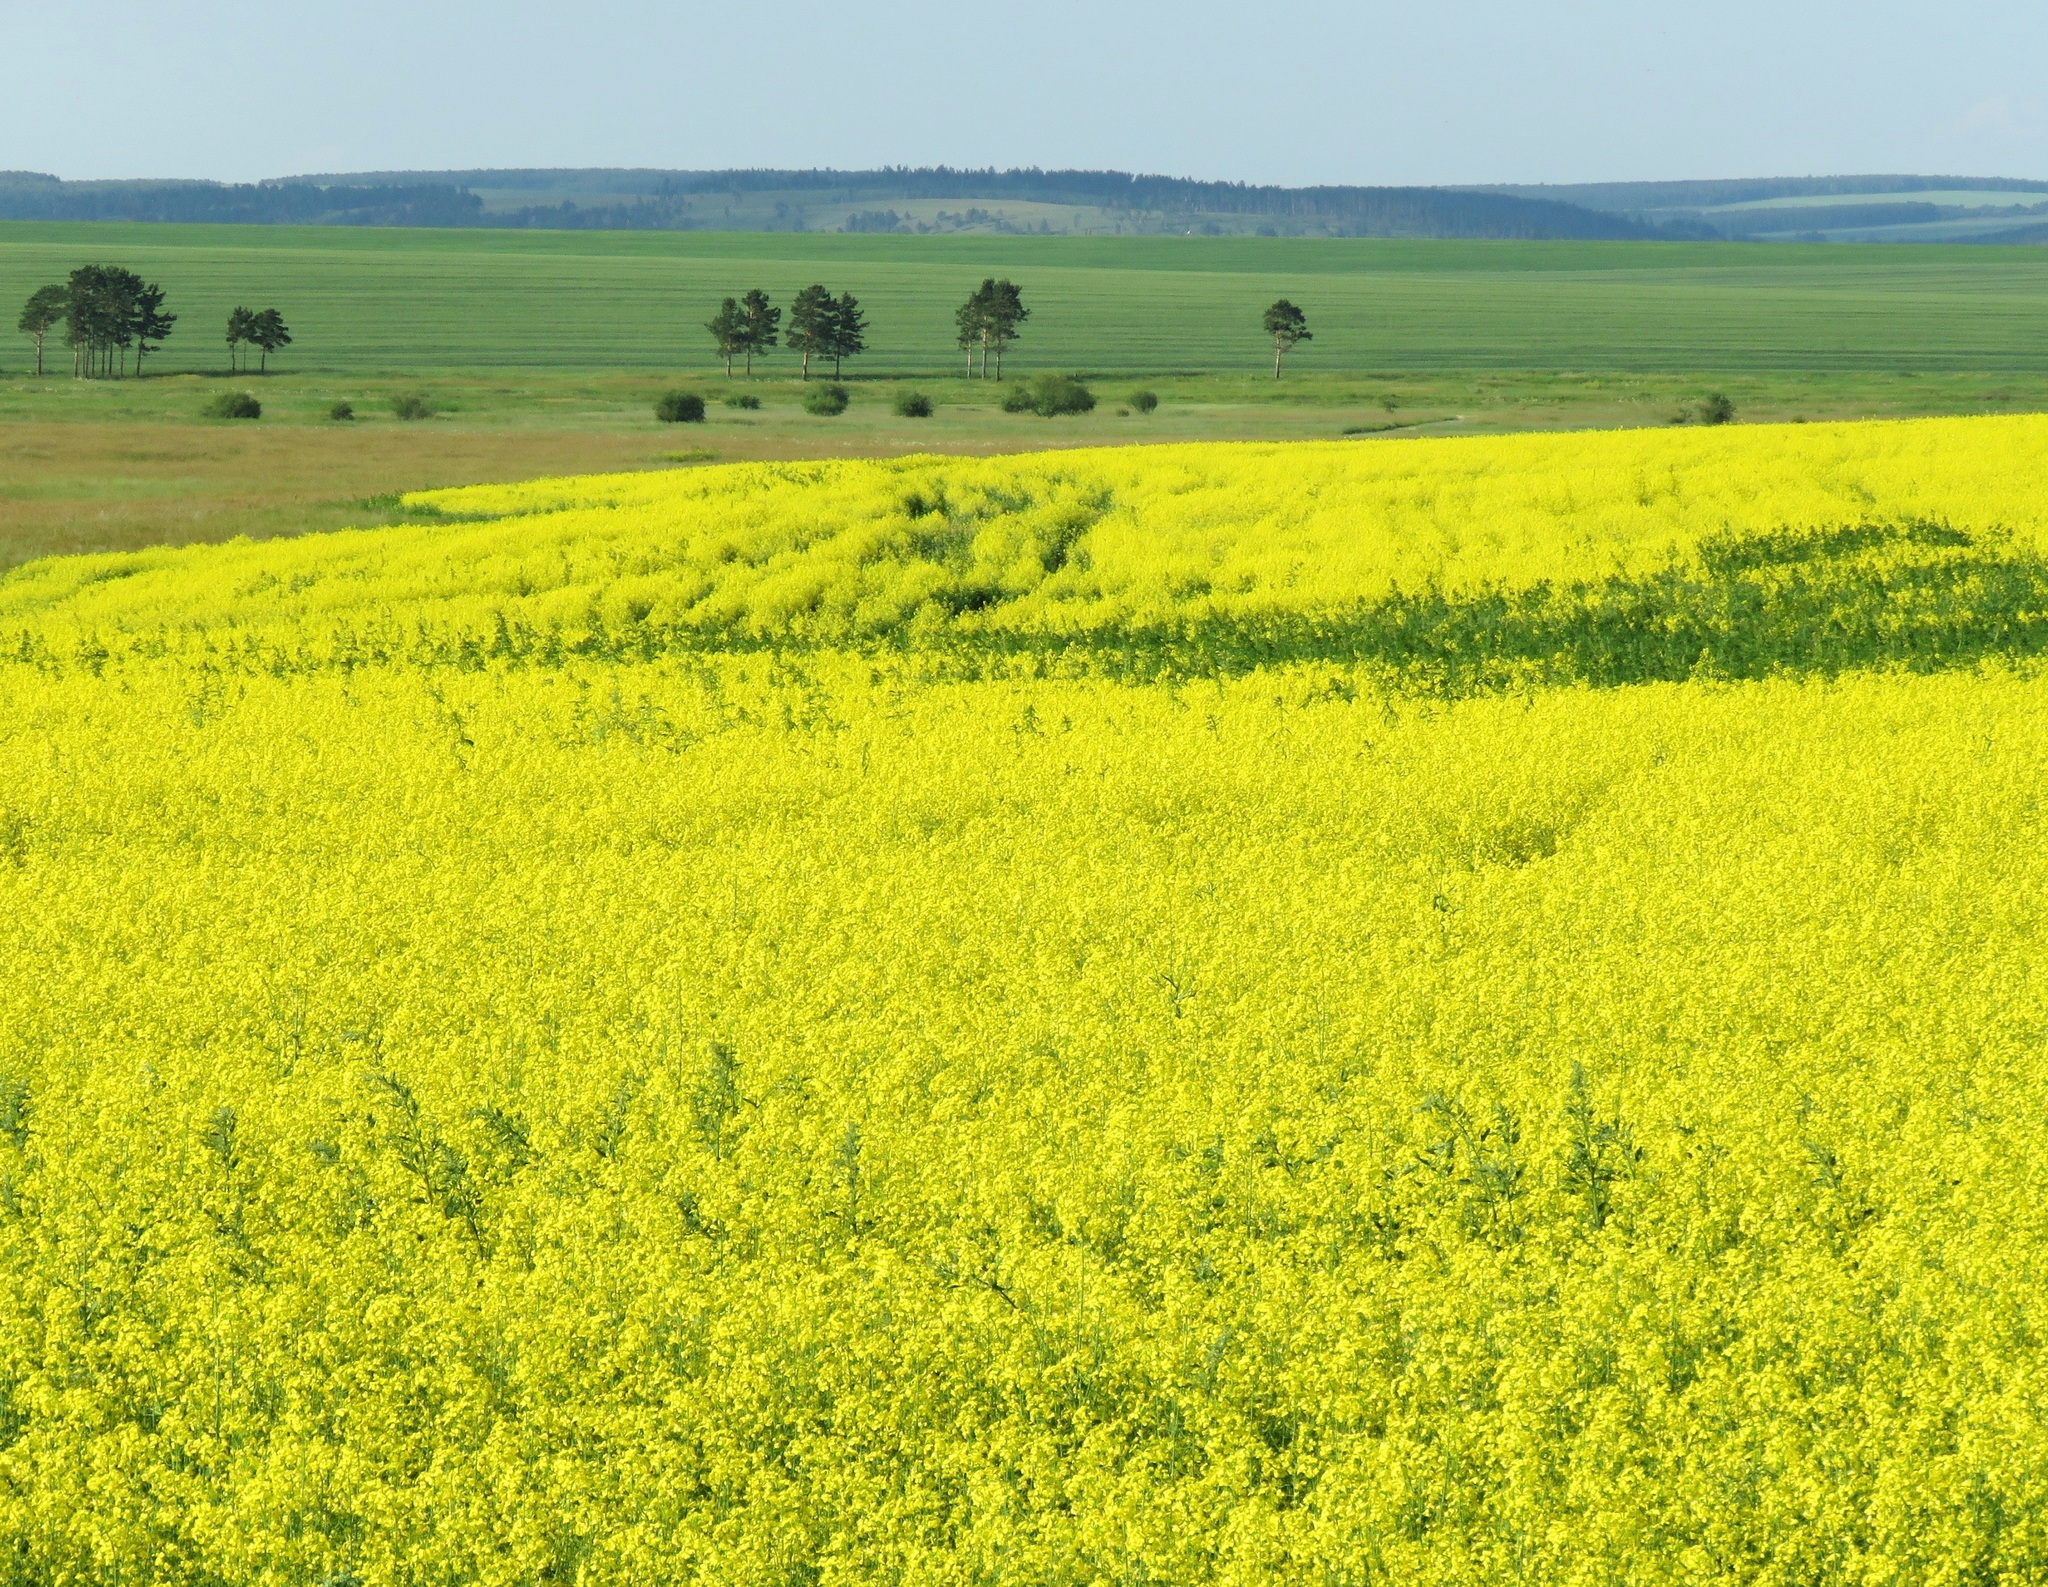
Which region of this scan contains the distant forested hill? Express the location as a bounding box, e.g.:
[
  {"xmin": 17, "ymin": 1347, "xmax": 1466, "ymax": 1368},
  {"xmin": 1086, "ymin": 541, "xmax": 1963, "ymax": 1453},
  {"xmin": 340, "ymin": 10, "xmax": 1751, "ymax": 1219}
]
[
  {"xmin": 0, "ymin": 168, "xmax": 1674, "ymax": 240},
  {"xmin": 0, "ymin": 173, "xmax": 481, "ymax": 227},
  {"xmin": 10, "ymin": 167, "xmax": 2044, "ymax": 242}
]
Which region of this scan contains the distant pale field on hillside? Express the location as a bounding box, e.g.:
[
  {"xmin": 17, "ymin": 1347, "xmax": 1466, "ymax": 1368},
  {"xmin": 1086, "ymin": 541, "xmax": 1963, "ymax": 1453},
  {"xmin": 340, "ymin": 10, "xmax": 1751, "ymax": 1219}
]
[{"xmin": 1716, "ymin": 189, "xmax": 2048, "ymax": 211}]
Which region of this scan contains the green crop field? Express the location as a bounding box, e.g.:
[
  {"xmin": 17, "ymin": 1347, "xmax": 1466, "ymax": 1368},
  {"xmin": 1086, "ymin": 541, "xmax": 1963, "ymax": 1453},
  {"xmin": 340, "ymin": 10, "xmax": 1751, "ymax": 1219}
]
[
  {"xmin": 8, "ymin": 222, "xmax": 2048, "ymax": 377},
  {"xmin": 7, "ymin": 222, "xmax": 2048, "ymax": 575}
]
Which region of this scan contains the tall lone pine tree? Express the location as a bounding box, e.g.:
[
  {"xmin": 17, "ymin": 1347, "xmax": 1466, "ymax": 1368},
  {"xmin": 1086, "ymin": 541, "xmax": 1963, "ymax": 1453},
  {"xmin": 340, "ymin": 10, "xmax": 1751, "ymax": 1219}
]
[{"xmin": 1263, "ymin": 299, "xmax": 1311, "ymax": 377}]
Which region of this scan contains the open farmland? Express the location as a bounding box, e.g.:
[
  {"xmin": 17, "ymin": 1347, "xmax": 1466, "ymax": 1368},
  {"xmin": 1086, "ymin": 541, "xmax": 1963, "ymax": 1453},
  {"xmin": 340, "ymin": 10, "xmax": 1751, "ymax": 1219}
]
[
  {"xmin": 4, "ymin": 416, "xmax": 2048, "ymax": 1582},
  {"xmin": 10, "ymin": 223, "xmax": 2048, "ymax": 577},
  {"xmin": 7, "ymin": 222, "xmax": 2048, "ymax": 376}
]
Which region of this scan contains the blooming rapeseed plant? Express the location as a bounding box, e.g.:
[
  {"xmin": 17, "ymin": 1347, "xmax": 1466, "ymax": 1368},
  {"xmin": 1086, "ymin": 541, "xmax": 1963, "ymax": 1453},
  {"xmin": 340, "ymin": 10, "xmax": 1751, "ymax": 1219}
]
[{"xmin": 1, "ymin": 416, "xmax": 2046, "ymax": 1582}]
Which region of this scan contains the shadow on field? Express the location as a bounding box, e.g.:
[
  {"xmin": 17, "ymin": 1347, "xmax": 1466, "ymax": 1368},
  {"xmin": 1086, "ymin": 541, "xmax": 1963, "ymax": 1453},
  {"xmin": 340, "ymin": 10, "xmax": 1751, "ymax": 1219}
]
[
  {"xmin": 369, "ymin": 520, "xmax": 2048, "ymax": 690},
  {"xmin": 35, "ymin": 521, "xmax": 2048, "ymax": 694},
  {"xmin": 971, "ymin": 521, "xmax": 2048, "ymax": 691}
]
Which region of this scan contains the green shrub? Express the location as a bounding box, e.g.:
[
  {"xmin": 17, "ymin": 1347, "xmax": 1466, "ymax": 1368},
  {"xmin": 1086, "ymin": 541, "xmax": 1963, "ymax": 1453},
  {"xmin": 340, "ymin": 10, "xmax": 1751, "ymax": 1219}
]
[
  {"xmin": 725, "ymin": 393, "xmax": 762, "ymax": 410},
  {"xmin": 803, "ymin": 383, "xmax": 850, "ymax": 417},
  {"xmin": 894, "ymin": 391, "xmax": 934, "ymax": 418},
  {"xmin": 1011, "ymin": 374, "xmax": 1096, "ymax": 418},
  {"xmin": 327, "ymin": 401, "xmax": 355, "ymax": 422},
  {"xmin": 205, "ymin": 391, "xmax": 261, "ymax": 420},
  {"xmin": 1698, "ymin": 392, "xmax": 1737, "ymax": 426},
  {"xmin": 656, "ymin": 391, "xmax": 707, "ymax": 424},
  {"xmin": 391, "ymin": 393, "xmax": 433, "ymax": 421},
  {"xmin": 1129, "ymin": 389, "xmax": 1159, "ymax": 414}
]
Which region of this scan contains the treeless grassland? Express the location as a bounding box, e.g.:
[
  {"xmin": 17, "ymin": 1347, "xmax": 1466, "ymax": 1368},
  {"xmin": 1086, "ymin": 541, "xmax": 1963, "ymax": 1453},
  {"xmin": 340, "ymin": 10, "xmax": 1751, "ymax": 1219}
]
[{"xmin": 0, "ymin": 419, "xmax": 681, "ymax": 566}]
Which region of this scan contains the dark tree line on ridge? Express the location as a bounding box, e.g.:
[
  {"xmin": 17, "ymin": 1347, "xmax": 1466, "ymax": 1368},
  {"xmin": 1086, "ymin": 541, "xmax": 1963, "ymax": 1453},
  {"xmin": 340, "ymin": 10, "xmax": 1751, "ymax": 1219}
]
[
  {"xmin": 0, "ymin": 167, "xmax": 1705, "ymax": 240},
  {"xmin": 14, "ymin": 270, "xmax": 294, "ymax": 378}
]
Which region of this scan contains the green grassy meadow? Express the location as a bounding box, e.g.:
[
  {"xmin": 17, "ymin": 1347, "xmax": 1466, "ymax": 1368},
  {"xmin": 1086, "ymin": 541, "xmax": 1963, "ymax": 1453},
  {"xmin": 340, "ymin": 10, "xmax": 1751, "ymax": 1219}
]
[{"xmin": 8, "ymin": 222, "xmax": 2048, "ymax": 377}]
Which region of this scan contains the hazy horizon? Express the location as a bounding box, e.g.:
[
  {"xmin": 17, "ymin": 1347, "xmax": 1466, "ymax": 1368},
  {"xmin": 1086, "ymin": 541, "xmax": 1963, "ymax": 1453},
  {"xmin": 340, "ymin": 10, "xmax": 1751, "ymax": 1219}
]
[
  {"xmin": 11, "ymin": 166, "xmax": 2045, "ymax": 195},
  {"xmin": 1, "ymin": 0, "xmax": 2042, "ymax": 189}
]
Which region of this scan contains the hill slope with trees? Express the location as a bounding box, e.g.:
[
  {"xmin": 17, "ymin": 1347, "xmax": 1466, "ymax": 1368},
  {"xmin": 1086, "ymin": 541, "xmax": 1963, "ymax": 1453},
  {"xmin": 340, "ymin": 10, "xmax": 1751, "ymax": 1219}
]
[{"xmin": 0, "ymin": 168, "xmax": 1680, "ymax": 241}]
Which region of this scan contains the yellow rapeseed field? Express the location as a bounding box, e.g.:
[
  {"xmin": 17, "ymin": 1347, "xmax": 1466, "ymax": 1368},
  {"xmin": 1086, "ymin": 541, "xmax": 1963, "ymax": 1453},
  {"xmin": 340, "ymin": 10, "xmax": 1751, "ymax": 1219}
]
[
  {"xmin": 3, "ymin": 417, "xmax": 2048, "ymax": 1584},
  {"xmin": 10, "ymin": 412, "xmax": 2048, "ymax": 663}
]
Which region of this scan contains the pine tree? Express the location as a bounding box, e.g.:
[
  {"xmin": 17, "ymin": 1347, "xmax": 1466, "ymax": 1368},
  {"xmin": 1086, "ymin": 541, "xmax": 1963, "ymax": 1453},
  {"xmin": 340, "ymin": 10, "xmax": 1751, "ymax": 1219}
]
[
  {"xmin": 982, "ymin": 280, "xmax": 1028, "ymax": 380},
  {"xmin": 706, "ymin": 297, "xmax": 747, "ymax": 376},
  {"xmin": 65, "ymin": 267, "xmax": 104, "ymax": 378},
  {"xmin": 226, "ymin": 306, "xmax": 257, "ymax": 374},
  {"xmin": 738, "ymin": 289, "xmax": 780, "ymax": 376},
  {"xmin": 250, "ymin": 308, "xmax": 292, "ymax": 372},
  {"xmin": 64, "ymin": 266, "xmax": 146, "ymax": 379},
  {"xmin": 786, "ymin": 285, "xmax": 834, "ymax": 380},
  {"xmin": 16, "ymin": 285, "xmax": 66, "ymax": 378},
  {"xmin": 956, "ymin": 280, "xmax": 992, "ymax": 378},
  {"xmin": 828, "ymin": 292, "xmax": 868, "ymax": 378},
  {"xmin": 1263, "ymin": 299, "xmax": 1311, "ymax": 378},
  {"xmin": 131, "ymin": 283, "xmax": 177, "ymax": 376}
]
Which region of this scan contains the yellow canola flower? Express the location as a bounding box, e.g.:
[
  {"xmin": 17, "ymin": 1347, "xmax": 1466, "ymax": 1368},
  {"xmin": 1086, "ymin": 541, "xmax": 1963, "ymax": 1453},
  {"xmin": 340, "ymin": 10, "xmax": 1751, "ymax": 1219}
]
[
  {"xmin": 6, "ymin": 413, "xmax": 2048, "ymax": 653},
  {"xmin": 0, "ymin": 416, "xmax": 2045, "ymax": 1582}
]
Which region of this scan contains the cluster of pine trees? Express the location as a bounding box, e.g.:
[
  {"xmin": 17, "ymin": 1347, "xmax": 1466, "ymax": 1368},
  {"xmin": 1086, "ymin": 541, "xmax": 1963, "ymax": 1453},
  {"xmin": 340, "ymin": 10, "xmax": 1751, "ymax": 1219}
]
[
  {"xmin": 707, "ymin": 285, "xmax": 869, "ymax": 379},
  {"xmin": 700, "ymin": 280, "xmax": 1310, "ymax": 381},
  {"xmin": 14, "ymin": 269, "xmax": 296, "ymax": 379},
  {"xmin": 703, "ymin": 278, "xmax": 1041, "ymax": 380},
  {"xmin": 955, "ymin": 278, "xmax": 1028, "ymax": 378},
  {"xmin": 226, "ymin": 306, "xmax": 293, "ymax": 372},
  {"xmin": 15, "ymin": 266, "xmax": 175, "ymax": 378}
]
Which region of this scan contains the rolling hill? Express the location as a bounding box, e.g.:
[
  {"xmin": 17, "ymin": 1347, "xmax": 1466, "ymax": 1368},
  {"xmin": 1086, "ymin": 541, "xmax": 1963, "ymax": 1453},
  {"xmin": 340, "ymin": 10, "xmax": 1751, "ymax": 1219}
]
[
  {"xmin": 1485, "ymin": 174, "xmax": 2048, "ymax": 243},
  {"xmin": 0, "ymin": 168, "xmax": 1679, "ymax": 241}
]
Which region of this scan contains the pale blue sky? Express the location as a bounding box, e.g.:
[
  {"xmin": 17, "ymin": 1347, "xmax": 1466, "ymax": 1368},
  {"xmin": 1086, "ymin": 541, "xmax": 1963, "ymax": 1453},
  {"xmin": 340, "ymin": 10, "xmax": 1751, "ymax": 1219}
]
[{"xmin": 2, "ymin": 0, "xmax": 2043, "ymax": 186}]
